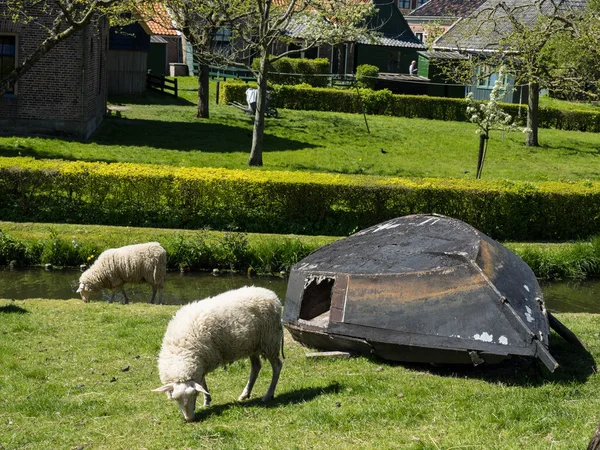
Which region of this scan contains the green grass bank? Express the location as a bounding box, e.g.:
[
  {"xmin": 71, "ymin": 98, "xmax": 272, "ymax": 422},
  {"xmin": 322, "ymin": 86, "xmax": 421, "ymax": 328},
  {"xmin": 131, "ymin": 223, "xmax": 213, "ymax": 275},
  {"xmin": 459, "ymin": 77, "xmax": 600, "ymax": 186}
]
[
  {"xmin": 0, "ymin": 78, "xmax": 599, "ymax": 182},
  {"xmin": 2, "ymin": 221, "xmax": 600, "ymax": 280},
  {"xmin": 0, "ymin": 299, "xmax": 599, "ymax": 449}
]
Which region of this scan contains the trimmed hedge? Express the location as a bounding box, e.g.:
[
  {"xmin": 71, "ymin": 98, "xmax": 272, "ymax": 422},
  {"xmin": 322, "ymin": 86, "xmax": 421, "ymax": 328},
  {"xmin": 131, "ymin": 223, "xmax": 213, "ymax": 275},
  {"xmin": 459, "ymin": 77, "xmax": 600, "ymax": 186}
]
[
  {"xmin": 219, "ymin": 82, "xmax": 600, "ymax": 133},
  {"xmin": 2, "ymin": 157, "xmax": 600, "ymax": 241}
]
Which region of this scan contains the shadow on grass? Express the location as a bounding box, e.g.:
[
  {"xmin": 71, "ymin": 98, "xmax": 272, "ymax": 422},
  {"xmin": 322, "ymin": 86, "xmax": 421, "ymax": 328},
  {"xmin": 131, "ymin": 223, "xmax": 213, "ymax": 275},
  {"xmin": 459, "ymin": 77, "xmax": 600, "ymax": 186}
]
[
  {"xmin": 0, "ymin": 142, "xmax": 118, "ymax": 164},
  {"xmin": 0, "ymin": 303, "xmax": 28, "ymax": 314},
  {"xmin": 0, "ymin": 118, "xmax": 317, "ymax": 161},
  {"xmin": 193, "ymin": 382, "xmax": 342, "ymax": 422},
  {"xmin": 109, "ymin": 91, "xmax": 196, "ymax": 107},
  {"xmin": 369, "ymin": 334, "xmax": 595, "ymax": 387},
  {"xmin": 92, "ymin": 118, "xmax": 316, "ymax": 154}
]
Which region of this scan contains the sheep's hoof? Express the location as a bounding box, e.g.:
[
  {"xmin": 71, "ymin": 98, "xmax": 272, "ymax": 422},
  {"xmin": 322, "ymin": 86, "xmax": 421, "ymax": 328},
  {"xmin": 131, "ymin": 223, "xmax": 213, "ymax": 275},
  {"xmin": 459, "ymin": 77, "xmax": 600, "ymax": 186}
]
[
  {"xmin": 261, "ymin": 394, "xmax": 273, "ymax": 403},
  {"xmin": 238, "ymin": 392, "xmax": 250, "ymax": 402}
]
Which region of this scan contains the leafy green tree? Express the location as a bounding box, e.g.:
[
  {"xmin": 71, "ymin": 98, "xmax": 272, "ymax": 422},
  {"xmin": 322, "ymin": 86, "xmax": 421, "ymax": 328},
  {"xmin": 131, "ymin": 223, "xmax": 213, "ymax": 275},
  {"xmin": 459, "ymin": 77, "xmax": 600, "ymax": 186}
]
[
  {"xmin": 436, "ymin": 0, "xmax": 594, "ymax": 147},
  {"xmin": 217, "ymin": 0, "xmax": 377, "ymax": 166},
  {"xmin": 161, "ymin": 0, "xmax": 249, "ymax": 119}
]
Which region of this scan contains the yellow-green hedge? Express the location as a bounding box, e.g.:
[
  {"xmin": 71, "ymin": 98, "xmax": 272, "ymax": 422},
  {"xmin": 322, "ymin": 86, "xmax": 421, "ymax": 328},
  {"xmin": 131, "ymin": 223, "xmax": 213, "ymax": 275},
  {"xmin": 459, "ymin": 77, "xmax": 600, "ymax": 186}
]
[
  {"xmin": 2, "ymin": 157, "xmax": 600, "ymax": 240},
  {"xmin": 219, "ymin": 83, "xmax": 600, "ymax": 133}
]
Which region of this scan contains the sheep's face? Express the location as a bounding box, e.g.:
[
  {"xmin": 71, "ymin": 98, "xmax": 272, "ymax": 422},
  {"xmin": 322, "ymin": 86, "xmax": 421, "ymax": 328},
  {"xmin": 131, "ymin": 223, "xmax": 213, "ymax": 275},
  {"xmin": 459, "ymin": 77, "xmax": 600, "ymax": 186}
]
[
  {"xmin": 76, "ymin": 283, "xmax": 93, "ymax": 302},
  {"xmin": 153, "ymin": 381, "xmax": 208, "ymax": 423}
]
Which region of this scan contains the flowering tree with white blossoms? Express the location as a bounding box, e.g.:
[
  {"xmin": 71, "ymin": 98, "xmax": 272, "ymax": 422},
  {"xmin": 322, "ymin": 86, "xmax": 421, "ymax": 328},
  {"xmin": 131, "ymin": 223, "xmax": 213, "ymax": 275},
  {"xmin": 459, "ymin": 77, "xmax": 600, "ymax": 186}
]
[{"xmin": 465, "ymin": 68, "xmax": 523, "ymax": 179}]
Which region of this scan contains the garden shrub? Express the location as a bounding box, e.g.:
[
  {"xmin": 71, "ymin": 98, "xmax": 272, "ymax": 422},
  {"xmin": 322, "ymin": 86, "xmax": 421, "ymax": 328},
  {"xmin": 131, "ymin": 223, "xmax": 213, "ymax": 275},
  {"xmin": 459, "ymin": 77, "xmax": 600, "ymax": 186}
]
[
  {"xmin": 356, "ymin": 64, "xmax": 379, "ymax": 89},
  {"xmin": 3, "ymin": 157, "xmax": 600, "ymax": 242},
  {"xmin": 253, "ymin": 57, "xmax": 329, "ymax": 87},
  {"xmin": 219, "ymin": 82, "xmax": 600, "ymax": 133}
]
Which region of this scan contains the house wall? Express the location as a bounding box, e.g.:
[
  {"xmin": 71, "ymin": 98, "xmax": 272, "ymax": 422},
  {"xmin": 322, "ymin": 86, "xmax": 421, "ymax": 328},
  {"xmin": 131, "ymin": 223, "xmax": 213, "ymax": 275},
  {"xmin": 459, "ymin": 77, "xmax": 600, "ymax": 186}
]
[
  {"xmin": 0, "ymin": 10, "xmax": 109, "ymax": 138},
  {"xmin": 164, "ymin": 35, "xmax": 182, "ymax": 66},
  {"xmin": 107, "ymin": 50, "xmax": 148, "ymax": 94},
  {"xmin": 466, "ymin": 74, "xmax": 528, "ymax": 104},
  {"xmin": 108, "ymin": 23, "xmax": 149, "ymax": 94},
  {"xmin": 406, "ymin": 19, "xmax": 454, "ymax": 46},
  {"xmin": 356, "ymin": 45, "xmax": 419, "ymax": 74}
]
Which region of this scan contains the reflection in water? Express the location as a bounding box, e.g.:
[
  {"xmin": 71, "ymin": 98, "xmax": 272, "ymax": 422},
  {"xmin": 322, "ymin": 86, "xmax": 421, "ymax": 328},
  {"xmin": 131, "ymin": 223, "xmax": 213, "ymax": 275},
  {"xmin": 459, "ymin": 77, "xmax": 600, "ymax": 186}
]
[
  {"xmin": 540, "ymin": 279, "xmax": 600, "ymax": 314},
  {"xmin": 0, "ymin": 267, "xmax": 288, "ymax": 305},
  {"xmin": 0, "ymin": 267, "xmax": 599, "ymax": 313}
]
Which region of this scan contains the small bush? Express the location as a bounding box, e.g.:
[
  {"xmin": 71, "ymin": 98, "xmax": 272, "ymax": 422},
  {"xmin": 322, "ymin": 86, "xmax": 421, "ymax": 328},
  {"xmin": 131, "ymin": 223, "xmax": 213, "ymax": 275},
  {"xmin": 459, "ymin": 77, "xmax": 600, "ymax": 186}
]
[
  {"xmin": 356, "ymin": 64, "xmax": 379, "ymax": 89},
  {"xmin": 257, "ymin": 57, "xmax": 330, "ymax": 87},
  {"xmin": 164, "ymin": 233, "xmax": 211, "ymax": 271}
]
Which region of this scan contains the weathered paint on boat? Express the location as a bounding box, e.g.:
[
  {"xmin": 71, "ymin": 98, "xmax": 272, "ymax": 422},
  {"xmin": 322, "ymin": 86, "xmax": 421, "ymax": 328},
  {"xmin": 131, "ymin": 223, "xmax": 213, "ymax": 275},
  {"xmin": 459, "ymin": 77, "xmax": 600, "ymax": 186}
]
[{"xmin": 283, "ymin": 214, "xmax": 578, "ymax": 371}]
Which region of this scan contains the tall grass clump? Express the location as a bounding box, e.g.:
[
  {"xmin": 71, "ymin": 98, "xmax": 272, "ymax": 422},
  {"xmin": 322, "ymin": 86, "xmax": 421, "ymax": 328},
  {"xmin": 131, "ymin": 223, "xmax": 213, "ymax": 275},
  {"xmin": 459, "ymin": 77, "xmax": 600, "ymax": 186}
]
[
  {"xmin": 39, "ymin": 231, "xmax": 101, "ymax": 267},
  {"xmin": 0, "ymin": 231, "xmax": 42, "ymax": 266},
  {"xmin": 513, "ymin": 241, "xmax": 600, "ymax": 280},
  {"xmin": 164, "ymin": 233, "xmax": 212, "ymax": 271},
  {"xmin": 247, "ymin": 237, "xmax": 314, "ymax": 274}
]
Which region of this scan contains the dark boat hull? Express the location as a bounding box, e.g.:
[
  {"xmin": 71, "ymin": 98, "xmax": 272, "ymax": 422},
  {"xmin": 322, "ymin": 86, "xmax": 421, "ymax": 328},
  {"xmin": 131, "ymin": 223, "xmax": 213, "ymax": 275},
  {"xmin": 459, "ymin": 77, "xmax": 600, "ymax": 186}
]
[{"xmin": 283, "ymin": 214, "xmax": 576, "ymax": 371}]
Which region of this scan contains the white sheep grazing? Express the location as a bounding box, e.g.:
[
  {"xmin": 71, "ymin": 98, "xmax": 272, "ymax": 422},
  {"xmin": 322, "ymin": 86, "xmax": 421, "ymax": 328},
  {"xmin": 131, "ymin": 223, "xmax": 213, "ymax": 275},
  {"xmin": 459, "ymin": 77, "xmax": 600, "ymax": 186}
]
[
  {"xmin": 153, "ymin": 286, "xmax": 284, "ymax": 422},
  {"xmin": 77, "ymin": 242, "xmax": 167, "ymax": 304}
]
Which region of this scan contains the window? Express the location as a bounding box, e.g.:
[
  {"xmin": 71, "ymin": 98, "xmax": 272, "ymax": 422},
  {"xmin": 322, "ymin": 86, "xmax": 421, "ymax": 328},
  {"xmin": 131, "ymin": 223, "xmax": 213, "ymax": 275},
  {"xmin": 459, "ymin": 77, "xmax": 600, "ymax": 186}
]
[
  {"xmin": 415, "ymin": 32, "xmax": 424, "ymax": 42},
  {"xmin": 387, "ymin": 50, "xmax": 402, "ymax": 72},
  {"xmin": 0, "ymin": 35, "xmax": 16, "ymax": 94},
  {"xmin": 477, "ymin": 65, "xmax": 509, "ymax": 88},
  {"xmin": 398, "ymin": 0, "xmax": 410, "ymax": 9},
  {"xmin": 417, "ymin": 0, "xmax": 429, "ymax": 6}
]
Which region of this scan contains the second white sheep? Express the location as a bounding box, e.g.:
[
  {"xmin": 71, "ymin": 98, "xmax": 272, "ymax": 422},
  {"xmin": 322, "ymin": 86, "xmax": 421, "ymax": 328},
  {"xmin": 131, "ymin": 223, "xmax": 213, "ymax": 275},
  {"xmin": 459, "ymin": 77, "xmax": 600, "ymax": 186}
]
[{"xmin": 77, "ymin": 242, "xmax": 167, "ymax": 304}]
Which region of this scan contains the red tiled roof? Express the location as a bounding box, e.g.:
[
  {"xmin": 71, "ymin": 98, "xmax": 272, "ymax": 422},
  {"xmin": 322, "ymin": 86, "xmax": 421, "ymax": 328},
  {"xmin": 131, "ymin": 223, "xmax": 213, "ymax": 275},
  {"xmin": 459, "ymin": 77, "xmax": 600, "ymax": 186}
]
[{"xmin": 139, "ymin": 3, "xmax": 178, "ymax": 36}]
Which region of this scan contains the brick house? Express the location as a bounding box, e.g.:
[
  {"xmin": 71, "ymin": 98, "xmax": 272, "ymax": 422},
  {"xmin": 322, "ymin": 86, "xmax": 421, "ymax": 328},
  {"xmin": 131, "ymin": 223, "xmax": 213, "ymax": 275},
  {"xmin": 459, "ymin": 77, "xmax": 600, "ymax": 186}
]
[
  {"xmin": 0, "ymin": 9, "xmax": 109, "ymax": 139},
  {"xmin": 406, "ymin": 0, "xmax": 487, "ymax": 45}
]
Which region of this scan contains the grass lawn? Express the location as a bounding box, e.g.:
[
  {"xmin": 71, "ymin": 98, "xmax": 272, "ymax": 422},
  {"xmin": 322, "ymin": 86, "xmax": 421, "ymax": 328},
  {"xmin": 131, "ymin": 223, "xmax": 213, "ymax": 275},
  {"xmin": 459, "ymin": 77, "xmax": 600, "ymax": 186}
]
[
  {"xmin": 1, "ymin": 299, "xmax": 600, "ymax": 449},
  {"xmin": 0, "ymin": 77, "xmax": 599, "ymax": 182}
]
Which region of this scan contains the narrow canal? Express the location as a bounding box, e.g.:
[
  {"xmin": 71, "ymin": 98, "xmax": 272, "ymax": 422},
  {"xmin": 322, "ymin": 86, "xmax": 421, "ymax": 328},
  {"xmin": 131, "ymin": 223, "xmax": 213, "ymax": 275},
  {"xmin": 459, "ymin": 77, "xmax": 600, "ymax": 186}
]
[{"xmin": 0, "ymin": 267, "xmax": 598, "ymax": 314}]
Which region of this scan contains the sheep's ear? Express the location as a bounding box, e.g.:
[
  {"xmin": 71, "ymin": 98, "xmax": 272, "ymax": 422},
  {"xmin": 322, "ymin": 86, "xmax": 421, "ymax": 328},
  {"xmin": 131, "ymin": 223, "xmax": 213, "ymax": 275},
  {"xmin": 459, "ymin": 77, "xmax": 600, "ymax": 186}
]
[
  {"xmin": 76, "ymin": 283, "xmax": 86, "ymax": 293},
  {"xmin": 153, "ymin": 384, "xmax": 174, "ymax": 393},
  {"xmin": 191, "ymin": 381, "xmax": 209, "ymax": 395}
]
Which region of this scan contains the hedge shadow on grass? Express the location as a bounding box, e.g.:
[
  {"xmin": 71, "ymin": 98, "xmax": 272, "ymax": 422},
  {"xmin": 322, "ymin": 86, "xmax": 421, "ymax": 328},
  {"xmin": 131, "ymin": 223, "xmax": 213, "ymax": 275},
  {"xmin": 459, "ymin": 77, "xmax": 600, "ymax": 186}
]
[
  {"xmin": 192, "ymin": 382, "xmax": 342, "ymax": 422},
  {"xmin": 93, "ymin": 118, "xmax": 317, "ymax": 154}
]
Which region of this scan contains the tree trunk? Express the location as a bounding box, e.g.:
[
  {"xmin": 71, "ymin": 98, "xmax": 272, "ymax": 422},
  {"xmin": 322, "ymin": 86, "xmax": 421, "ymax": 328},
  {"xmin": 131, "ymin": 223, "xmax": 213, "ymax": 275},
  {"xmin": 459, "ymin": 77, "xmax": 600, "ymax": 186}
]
[
  {"xmin": 476, "ymin": 133, "xmax": 488, "ymax": 179},
  {"xmin": 248, "ymin": 54, "xmax": 268, "ymax": 167},
  {"xmin": 588, "ymin": 421, "xmax": 600, "ymax": 450},
  {"xmin": 337, "ymin": 44, "xmax": 345, "ymax": 76},
  {"xmin": 197, "ymin": 64, "xmax": 210, "ymax": 119},
  {"xmin": 526, "ymin": 81, "xmax": 539, "ymax": 147}
]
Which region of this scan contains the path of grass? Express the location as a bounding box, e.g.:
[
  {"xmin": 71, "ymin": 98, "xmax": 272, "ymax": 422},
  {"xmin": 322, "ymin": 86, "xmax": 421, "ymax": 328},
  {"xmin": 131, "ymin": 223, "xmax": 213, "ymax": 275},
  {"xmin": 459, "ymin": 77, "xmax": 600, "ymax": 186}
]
[
  {"xmin": 1, "ymin": 299, "xmax": 599, "ymax": 449},
  {"xmin": 0, "ymin": 78, "xmax": 599, "ymax": 182}
]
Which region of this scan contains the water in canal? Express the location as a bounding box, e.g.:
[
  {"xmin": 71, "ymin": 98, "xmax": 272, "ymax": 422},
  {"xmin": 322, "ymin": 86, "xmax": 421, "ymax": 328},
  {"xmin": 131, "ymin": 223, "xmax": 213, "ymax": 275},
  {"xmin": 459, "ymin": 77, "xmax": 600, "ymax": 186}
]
[{"xmin": 0, "ymin": 267, "xmax": 598, "ymax": 314}]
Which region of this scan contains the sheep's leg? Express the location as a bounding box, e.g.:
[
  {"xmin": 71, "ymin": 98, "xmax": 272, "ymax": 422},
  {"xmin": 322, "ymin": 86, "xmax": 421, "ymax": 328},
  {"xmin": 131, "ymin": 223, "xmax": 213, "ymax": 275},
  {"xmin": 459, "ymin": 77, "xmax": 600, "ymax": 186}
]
[
  {"xmin": 238, "ymin": 355, "xmax": 261, "ymax": 401},
  {"xmin": 200, "ymin": 376, "xmax": 211, "ymax": 407},
  {"xmin": 157, "ymin": 287, "xmax": 163, "ymax": 305},
  {"xmin": 150, "ymin": 286, "xmax": 157, "ymax": 304},
  {"xmin": 109, "ymin": 291, "xmax": 115, "ymax": 303},
  {"xmin": 121, "ymin": 288, "xmax": 130, "ymax": 305},
  {"xmin": 262, "ymin": 356, "xmax": 283, "ymax": 402}
]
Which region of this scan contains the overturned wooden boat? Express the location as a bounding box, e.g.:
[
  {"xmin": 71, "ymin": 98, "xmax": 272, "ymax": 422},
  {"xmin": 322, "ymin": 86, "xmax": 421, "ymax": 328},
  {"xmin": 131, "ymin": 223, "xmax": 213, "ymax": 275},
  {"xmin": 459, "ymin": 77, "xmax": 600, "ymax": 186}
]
[{"xmin": 283, "ymin": 214, "xmax": 582, "ymax": 371}]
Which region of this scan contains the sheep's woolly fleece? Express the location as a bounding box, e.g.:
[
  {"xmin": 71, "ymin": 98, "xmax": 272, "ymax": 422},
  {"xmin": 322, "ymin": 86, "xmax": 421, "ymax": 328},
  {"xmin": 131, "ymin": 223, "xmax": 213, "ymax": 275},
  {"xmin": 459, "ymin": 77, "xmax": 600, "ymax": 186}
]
[
  {"xmin": 79, "ymin": 242, "xmax": 166, "ymax": 292},
  {"xmin": 157, "ymin": 286, "xmax": 283, "ymax": 384}
]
